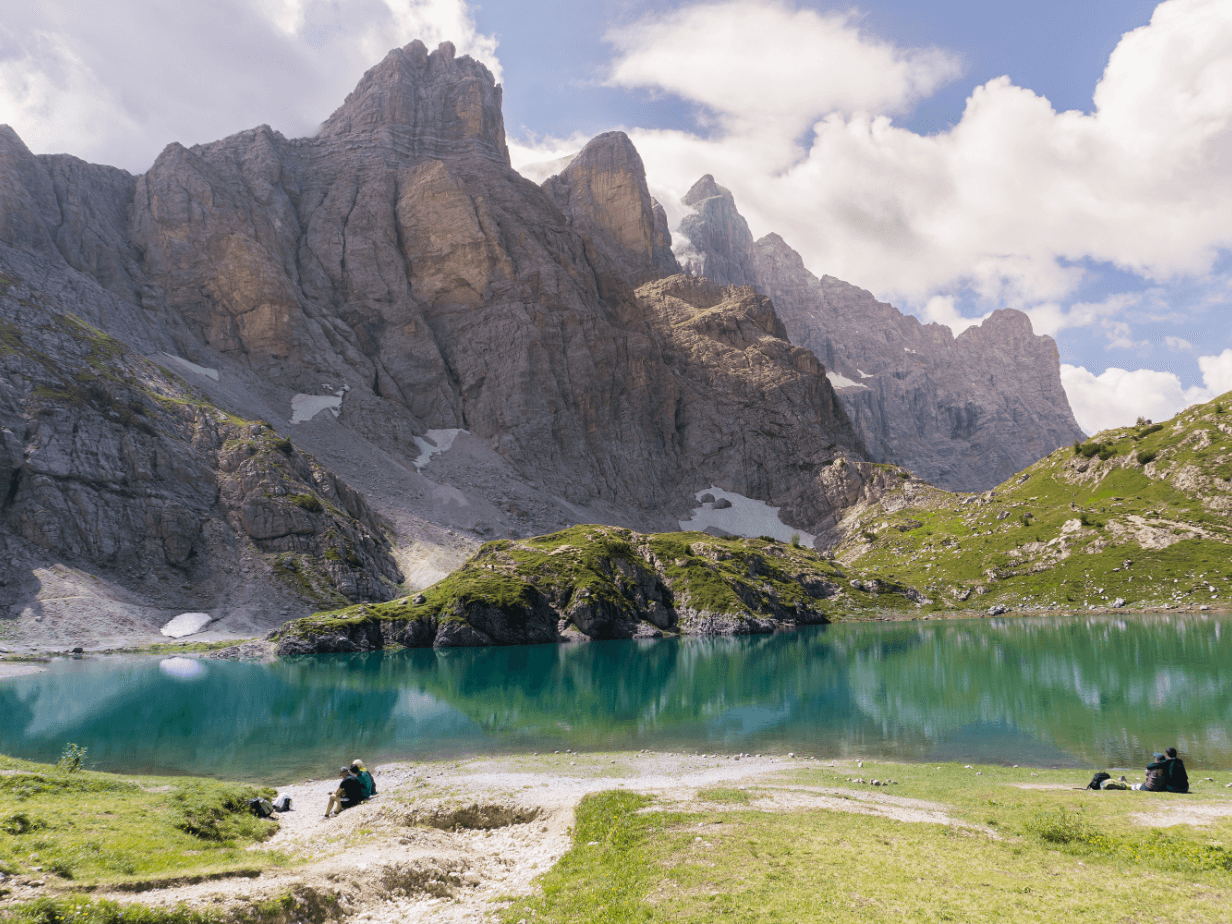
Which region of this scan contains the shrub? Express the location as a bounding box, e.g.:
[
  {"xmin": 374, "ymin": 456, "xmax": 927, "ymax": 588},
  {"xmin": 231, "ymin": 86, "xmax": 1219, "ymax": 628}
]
[
  {"xmin": 170, "ymin": 783, "xmax": 272, "ymax": 843},
  {"xmin": 1137, "ymin": 449, "xmax": 1157, "ymax": 465},
  {"xmin": 1026, "ymin": 807, "xmax": 1089, "ymax": 845},
  {"xmin": 56, "ymin": 743, "xmax": 87, "ymax": 774},
  {"xmin": 289, "ymin": 493, "xmax": 323, "ymax": 513},
  {"xmin": 790, "ymin": 532, "xmax": 801, "ymax": 547},
  {"xmin": 272, "ymin": 436, "xmax": 293, "ymax": 454}
]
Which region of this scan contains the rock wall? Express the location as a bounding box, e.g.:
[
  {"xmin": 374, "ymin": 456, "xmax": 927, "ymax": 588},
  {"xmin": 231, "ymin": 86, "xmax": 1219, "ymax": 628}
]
[{"xmin": 676, "ymin": 176, "xmax": 1086, "ymax": 490}]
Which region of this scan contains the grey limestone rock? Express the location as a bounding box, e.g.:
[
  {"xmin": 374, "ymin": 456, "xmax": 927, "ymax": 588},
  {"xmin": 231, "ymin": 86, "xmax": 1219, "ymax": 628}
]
[
  {"xmin": 543, "ymin": 131, "xmax": 680, "ymax": 285},
  {"xmin": 676, "ymin": 180, "xmax": 1086, "ymax": 490}
]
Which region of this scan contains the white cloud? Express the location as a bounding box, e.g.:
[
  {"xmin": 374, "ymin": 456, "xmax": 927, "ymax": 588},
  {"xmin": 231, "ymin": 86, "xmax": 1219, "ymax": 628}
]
[
  {"xmin": 1165, "ymin": 335, "xmax": 1194, "ymax": 352},
  {"xmin": 0, "ymin": 0, "xmax": 500, "ymax": 173},
  {"xmin": 919, "ymin": 295, "xmax": 986, "ymax": 334},
  {"xmin": 600, "ymin": 0, "xmax": 1232, "ymax": 314},
  {"xmin": 607, "ymin": 2, "xmax": 961, "ymax": 140},
  {"xmin": 1061, "ymin": 348, "xmax": 1232, "ymax": 434},
  {"xmin": 1199, "ymin": 348, "xmax": 1232, "ymax": 396}
]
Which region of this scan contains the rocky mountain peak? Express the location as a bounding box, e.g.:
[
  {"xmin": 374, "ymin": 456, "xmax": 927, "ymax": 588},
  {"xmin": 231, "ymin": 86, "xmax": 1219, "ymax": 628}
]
[
  {"xmin": 542, "ymin": 131, "xmax": 679, "ymax": 284},
  {"xmin": 676, "ymin": 175, "xmax": 757, "ymax": 288},
  {"xmin": 676, "ymin": 175, "xmax": 1085, "ymax": 491},
  {"xmin": 682, "ymin": 174, "xmax": 734, "ymax": 207},
  {"xmin": 317, "ymin": 39, "xmax": 509, "ymax": 163}
]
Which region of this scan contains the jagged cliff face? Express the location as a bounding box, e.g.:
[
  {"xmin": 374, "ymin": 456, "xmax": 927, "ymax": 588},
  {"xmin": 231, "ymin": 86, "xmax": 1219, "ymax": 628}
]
[
  {"xmin": 0, "ymin": 42, "xmax": 870, "ymax": 646},
  {"xmin": 544, "ymin": 132, "xmax": 680, "ymax": 285},
  {"xmin": 676, "ymin": 176, "xmax": 1086, "ymax": 491}
]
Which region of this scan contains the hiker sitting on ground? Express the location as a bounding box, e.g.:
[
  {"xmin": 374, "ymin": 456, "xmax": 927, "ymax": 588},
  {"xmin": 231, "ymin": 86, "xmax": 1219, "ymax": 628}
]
[
  {"xmin": 351, "ymin": 759, "xmax": 376, "ymax": 800},
  {"xmin": 1162, "ymin": 746, "xmax": 1190, "ymax": 793},
  {"xmin": 325, "ymin": 766, "xmax": 365, "ymax": 816},
  {"xmin": 1132, "ymin": 753, "xmax": 1169, "ymax": 791}
]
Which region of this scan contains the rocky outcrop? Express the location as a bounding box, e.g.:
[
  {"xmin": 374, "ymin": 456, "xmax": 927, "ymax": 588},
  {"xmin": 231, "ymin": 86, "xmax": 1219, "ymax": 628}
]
[
  {"xmin": 634, "ymin": 274, "xmax": 867, "ymax": 539},
  {"xmin": 543, "ymin": 131, "xmax": 679, "ymax": 284},
  {"xmin": 272, "ymin": 526, "xmax": 852, "ymax": 653},
  {"xmin": 676, "ymin": 179, "xmax": 1086, "ymax": 490},
  {"xmin": 0, "ymin": 271, "xmax": 401, "ymax": 619}
]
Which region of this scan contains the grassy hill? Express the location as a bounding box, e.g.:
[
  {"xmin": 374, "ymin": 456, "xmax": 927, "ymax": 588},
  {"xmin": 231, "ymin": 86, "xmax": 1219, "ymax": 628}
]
[{"xmin": 833, "ymin": 391, "xmax": 1232, "ymax": 614}]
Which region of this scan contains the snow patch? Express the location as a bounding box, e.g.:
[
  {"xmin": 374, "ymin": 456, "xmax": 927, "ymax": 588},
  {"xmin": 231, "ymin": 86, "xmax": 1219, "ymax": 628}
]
[
  {"xmin": 678, "ymin": 487, "xmax": 816, "ymax": 546},
  {"xmin": 157, "ymin": 353, "xmax": 219, "ymax": 381},
  {"xmin": 857, "ymin": 369, "xmax": 874, "ymax": 378},
  {"xmin": 159, "ymin": 657, "xmax": 205, "ymax": 679},
  {"xmin": 291, "ymin": 393, "xmax": 342, "ymax": 424},
  {"xmin": 826, "ymin": 371, "xmax": 868, "ymax": 390},
  {"xmin": 160, "ymin": 611, "xmax": 214, "ymax": 638},
  {"xmin": 413, "ymin": 429, "xmax": 466, "ymax": 469}
]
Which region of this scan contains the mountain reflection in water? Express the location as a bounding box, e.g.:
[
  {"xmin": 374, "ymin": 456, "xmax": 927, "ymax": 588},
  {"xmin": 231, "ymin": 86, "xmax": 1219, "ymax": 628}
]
[{"xmin": 1, "ymin": 613, "xmax": 1228, "ymax": 782}]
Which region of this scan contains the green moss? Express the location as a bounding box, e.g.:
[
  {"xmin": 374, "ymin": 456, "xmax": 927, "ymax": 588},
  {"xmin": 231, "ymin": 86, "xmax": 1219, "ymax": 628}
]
[{"xmin": 288, "ymin": 494, "xmax": 322, "ymax": 513}]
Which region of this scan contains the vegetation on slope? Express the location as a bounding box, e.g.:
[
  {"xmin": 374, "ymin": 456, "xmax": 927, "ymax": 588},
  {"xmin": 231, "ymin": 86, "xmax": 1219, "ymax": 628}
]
[
  {"xmin": 0, "ymin": 753, "xmax": 278, "ymax": 892},
  {"xmin": 833, "ymin": 392, "xmax": 1232, "ymax": 614},
  {"xmin": 278, "ymin": 393, "xmax": 1232, "ymax": 650},
  {"xmin": 279, "ymin": 525, "xmax": 933, "ymax": 649}
]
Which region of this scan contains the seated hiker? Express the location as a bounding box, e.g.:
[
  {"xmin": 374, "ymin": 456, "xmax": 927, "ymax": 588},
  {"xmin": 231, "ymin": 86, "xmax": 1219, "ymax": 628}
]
[
  {"xmin": 1131, "ymin": 753, "xmax": 1169, "ymax": 791},
  {"xmin": 324, "ymin": 766, "xmax": 365, "ymax": 816},
  {"xmin": 351, "ymin": 759, "xmax": 376, "ymax": 800},
  {"xmin": 1163, "ymin": 746, "xmax": 1190, "ymax": 793}
]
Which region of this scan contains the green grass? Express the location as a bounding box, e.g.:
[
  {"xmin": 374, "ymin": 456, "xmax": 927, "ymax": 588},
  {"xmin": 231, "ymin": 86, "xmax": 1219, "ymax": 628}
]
[
  {"xmin": 503, "ymin": 762, "xmax": 1232, "ymax": 923},
  {"xmin": 0, "ymin": 755, "xmax": 280, "ymax": 889}
]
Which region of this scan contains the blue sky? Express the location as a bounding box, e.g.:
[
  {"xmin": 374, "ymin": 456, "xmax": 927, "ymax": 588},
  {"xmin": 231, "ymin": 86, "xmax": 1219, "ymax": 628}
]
[{"xmin": 2, "ymin": 0, "xmax": 1230, "ymax": 433}]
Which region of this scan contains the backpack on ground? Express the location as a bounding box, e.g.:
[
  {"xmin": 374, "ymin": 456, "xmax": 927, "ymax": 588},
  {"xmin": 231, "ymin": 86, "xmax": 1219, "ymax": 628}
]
[
  {"xmin": 1087, "ymin": 771, "xmax": 1111, "ymax": 790},
  {"xmin": 248, "ymin": 797, "xmax": 275, "ymax": 818},
  {"xmin": 273, "ymin": 794, "xmax": 292, "ymax": 812}
]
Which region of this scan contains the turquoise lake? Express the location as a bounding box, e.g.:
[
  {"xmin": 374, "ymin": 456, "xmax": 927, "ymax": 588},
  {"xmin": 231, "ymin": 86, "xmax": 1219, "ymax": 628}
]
[{"xmin": 2, "ymin": 613, "xmax": 1230, "ymax": 783}]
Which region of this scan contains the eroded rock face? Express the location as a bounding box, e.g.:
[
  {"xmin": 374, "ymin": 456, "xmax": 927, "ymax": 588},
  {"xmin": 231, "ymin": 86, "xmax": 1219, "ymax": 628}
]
[
  {"xmin": 0, "ymin": 272, "xmax": 401, "ymax": 616},
  {"xmin": 635, "ymin": 274, "xmax": 866, "ymax": 539},
  {"xmin": 543, "ymin": 131, "xmax": 680, "ymax": 285},
  {"xmin": 677, "ymin": 179, "xmax": 1086, "ymax": 490}
]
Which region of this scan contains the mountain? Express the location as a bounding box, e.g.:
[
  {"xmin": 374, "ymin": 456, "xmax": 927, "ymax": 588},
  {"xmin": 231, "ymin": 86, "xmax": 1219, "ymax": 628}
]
[
  {"xmin": 675, "ymin": 176, "xmax": 1086, "ymax": 491},
  {"xmin": 0, "ymin": 42, "xmax": 870, "ymax": 650}
]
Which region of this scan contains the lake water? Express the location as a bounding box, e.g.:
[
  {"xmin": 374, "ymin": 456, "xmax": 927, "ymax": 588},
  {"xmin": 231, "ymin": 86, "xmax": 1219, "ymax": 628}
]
[{"xmin": 2, "ymin": 613, "xmax": 1230, "ymax": 784}]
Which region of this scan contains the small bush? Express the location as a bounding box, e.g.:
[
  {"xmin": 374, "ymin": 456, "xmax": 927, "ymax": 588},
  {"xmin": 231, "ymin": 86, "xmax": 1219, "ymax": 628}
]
[
  {"xmin": 790, "ymin": 532, "xmax": 801, "ymax": 547},
  {"xmin": 171, "ymin": 783, "xmax": 273, "ymax": 843},
  {"xmin": 1026, "ymin": 807, "xmax": 1089, "ymax": 845},
  {"xmin": 56, "ymin": 743, "xmax": 87, "ymax": 774},
  {"xmin": 272, "ymin": 437, "xmax": 293, "ymax": 454},
  {"xmin": 1136, "ymin": 423, "xmax": 1163, "ymax": 438},
  {"xmin": 861, "ymin": 531, "xmax": 877, "ymax": 543},
  {"xmin": 1137, "ymin": 449, "xmax": 1157, "ymax": 465},
  {"xmin": 289, "ymin": 493, "xmax": 323, "ymax": 513},
  {"xmin": 1, "ymin": 812, "xmax": 47, "ymax": 835},
  {"xmin": 1076, "ymin": 441, "xmax": 1103, "ymax": 459}
]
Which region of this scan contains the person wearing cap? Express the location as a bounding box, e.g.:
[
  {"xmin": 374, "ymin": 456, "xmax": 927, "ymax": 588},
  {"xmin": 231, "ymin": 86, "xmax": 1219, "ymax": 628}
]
[
  {"xmin": 351, "ymin": 760, "xmax": 377, "ymax": 800},
  {"xmin": 1131, "ymin": 753, "xmax": 1170, "ymax": 791},
  {"xmin": 324, "ymin": 766, "xmax": 365, "ymax": 816}
]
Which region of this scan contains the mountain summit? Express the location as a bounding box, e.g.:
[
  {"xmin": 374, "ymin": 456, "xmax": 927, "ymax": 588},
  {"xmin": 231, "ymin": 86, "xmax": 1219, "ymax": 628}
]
[{"xmin": 317, "ymin": 40, "xmax": 509, "ymax": 163}]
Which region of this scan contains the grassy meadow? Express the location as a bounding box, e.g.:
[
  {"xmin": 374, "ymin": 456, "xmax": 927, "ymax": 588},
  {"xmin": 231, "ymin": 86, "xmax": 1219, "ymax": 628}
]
[{"xmin": 504, "ymin": 760, "xmax": 1232, "ymax": 924}]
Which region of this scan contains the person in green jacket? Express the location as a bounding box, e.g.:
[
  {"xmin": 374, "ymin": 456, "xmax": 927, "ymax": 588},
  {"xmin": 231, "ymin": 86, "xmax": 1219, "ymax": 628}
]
[{"xmin": 351, "ymin": 759, "xmax": 377, "ymax": 800}]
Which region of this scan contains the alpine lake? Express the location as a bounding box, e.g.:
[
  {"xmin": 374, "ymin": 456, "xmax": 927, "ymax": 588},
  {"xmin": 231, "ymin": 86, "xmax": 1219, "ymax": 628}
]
[{"xmin": 2, "ymin": 612, "xmax": 1230, "ymax": 784}]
